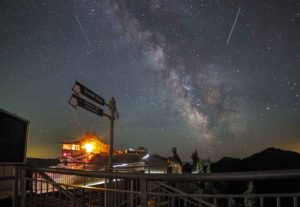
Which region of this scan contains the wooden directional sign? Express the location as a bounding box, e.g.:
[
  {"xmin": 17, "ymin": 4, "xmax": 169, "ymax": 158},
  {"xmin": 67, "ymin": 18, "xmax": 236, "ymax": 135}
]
[
  {"xmin": 68, "ymin": 94, "xmax": 104, "ymax": 117},
  {"xmin": 72, "ymin": 81, "xmax": 105, "ymax": 106}
]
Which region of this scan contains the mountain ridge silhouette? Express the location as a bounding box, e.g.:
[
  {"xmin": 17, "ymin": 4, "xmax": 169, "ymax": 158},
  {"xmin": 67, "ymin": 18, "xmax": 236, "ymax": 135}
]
[{"xmin": 212, "ymin": 147, "xmax": 300, "ymax": 172}]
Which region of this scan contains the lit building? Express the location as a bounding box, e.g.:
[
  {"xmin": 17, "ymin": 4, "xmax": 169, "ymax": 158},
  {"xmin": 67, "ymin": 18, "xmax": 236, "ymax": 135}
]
[
  {"xmin": 61, "ymin": 132, "xmax": 109, "ymax": 162},
  {"xmin": 124, "ymin": 146, "xmax": 147, "ymax": 154},
  {"xmin": 59, "ymin": 133, "xmax": 181, "ymax": 174},
  {"xmin": 89, "ymin": 153, "xmax": 182, "ymax": 174}
]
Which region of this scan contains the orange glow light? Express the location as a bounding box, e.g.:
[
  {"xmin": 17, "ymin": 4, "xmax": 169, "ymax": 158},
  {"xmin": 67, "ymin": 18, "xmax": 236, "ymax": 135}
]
[{"xmin": 84, "ymin": 143, "xmax": 94, "ymax": 153}]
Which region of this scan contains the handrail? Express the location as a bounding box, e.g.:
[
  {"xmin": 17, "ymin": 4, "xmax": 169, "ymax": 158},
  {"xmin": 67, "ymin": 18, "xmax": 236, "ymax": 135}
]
[
  {"xmin": 0, "ymin": 176, "xmax": 16, "ymax": 181},
  {"xmin": 38, "ymin": 171, "xmax": 79, "ymax": 200},
  {"xmin": 150, "ymin": 181, "xmax": 215, "ymax": 207},
  {"xmin": 17, "ymin": 166, "xmax": 300, "ymax": 181},
  {"xmin": 148, "ymin": 192, "xmax": 300, "ymax": 198},
  {"xmin": 7, "ymin": 166, "xmax": 300, "ymax": 207}
]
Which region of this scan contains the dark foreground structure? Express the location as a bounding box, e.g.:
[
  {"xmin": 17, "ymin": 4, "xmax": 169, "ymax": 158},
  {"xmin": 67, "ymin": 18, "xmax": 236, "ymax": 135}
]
[{"xmin": 1, "ymin": 164, "xmax": 300, "ymax": 207}]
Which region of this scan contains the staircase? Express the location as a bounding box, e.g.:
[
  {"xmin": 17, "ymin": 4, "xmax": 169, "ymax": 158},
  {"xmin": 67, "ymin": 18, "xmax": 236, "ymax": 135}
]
[{"xmin": 149, "ymin": 181, "xmax": 216, "ymax": 207}]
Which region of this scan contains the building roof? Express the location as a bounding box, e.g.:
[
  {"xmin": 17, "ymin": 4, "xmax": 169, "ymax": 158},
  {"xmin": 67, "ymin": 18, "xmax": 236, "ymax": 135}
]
[
  {"xmin": 87, "ymin": 153, "xmax": 169, "ymax": 171},
  {"xmin": 145, "ymin": 154, "xmax": 168, "ymax": 167},
  {"xmin": 91, "ymin": 153, "xmax": 144, "ymax": 166},
  {"xmin": 0, "ymin": 108, "xmax": 30, "ymax": 123},
  {"xmin": 60, "ymin": 132, "xmax": 108, "ymax": 144}
]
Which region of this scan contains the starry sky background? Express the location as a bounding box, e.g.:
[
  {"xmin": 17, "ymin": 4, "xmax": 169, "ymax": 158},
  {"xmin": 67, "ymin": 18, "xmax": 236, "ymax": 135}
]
[{"xmin": 1, "ymin": 0, "xmax": 299, "ymax": 160}]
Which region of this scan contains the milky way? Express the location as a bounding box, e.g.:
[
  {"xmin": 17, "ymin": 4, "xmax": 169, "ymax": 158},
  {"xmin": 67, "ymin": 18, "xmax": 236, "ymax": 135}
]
[
  {"xmin": 108, "ymin": 2, "xmax": 215, "ymax": 139},
  {"xmin": 0, "ymin": 0, "xmax": 299, "ymax": 160}
]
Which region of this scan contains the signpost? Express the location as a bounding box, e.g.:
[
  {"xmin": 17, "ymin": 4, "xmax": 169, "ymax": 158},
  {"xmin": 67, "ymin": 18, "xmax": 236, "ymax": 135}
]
[
  {"xmin": 69, "ymin": 94, "xmax": 105, "ymax": 117},
  {"xmin": 72, "ymin": 81, "xmax": 105, "ymax": 106},
  {"xmin": 68, "ymin": 81, "xmax": 118, "ymax": 170}
]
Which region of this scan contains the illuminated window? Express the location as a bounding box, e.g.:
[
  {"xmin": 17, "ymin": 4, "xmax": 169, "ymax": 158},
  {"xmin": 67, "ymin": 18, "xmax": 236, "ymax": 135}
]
[
  {"xmin": 83, "ymin": 143, "xmax": 94, "ymax": 153},
  {"xmin": 63, "ymin": 144, "xmax": 80, "ymax": 151}
]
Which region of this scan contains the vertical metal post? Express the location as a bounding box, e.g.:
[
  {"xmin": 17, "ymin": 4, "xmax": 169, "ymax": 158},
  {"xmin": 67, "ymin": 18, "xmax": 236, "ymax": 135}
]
[
  {"xmin": 114, "ymin": 179, "xmax": 117, "ymax": 206},
  {"xmin": 34, "ymin": 172, "xmax": 37, "ymax": 206},
  {"xmin": 51, "ymin": 182, "xmax": 54, "ymax": 207},
  {"xmin": 128, "ymin": 180, "xmax": 133, "ymax": 207},
  {"xmin": 213, "ymin": 197, "xmax": 217, "ymax": 206},
  {"xmin": 276, "ymin": 197, "xmax": 280, "ymax": 207},
  {"xmin": 293, "ymin": 196, "xmax": 298, "ymax": 207},
  {"xmin": 29, "ymin": 174, "xmax": 32, "ymax": 207},
  {"xmin": 228, "ymin": 198, "xmax": 233, "ymax": 207},
  {"xmin": 46, "ymin": 181, "xmax": 48, "ymax": 207},
  {"xmin": 107, "ymin": 97, "xmax": 116, "ymax": 207},
  {"xmin": 183, "ymin": 198, "xmax": 187, "ymax": 207},
  {"xmin": 108, "ymin": 97, "xmax": 116, "ymax": 170},
  {"xmin": 260, "ymin": 197, "xmax": 264, "ymax": 207},
  {"xmin": 20, "ymin": 168, "xmax": 26, "ymax": 207},
  {"xmin": 171, "ymin": 195, "xmax": 175, "ymax": 207},
  {"xmin": 104, "ymin": 178, "xmax": 108, "ymax": 207},
  {"xmin": 89, "ymin": 190, "xmax": 92, "ymax": 206},
  {"xmin": 80, "ymin": 188, "xmax": 84, "ymax": 207},
  {"xmin": 12, "ymin": 167, "xmax": 19, "ymax": 207},
  {"xmin": 140, "ymin": 179, "xmax": 148, "ymax": 207}
]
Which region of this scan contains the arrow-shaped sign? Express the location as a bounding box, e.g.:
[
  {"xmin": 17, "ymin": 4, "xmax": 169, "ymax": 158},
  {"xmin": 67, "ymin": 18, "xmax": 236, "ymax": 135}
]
[
  {"xmin": 68, "ymin": 94, "xmax": 104, "ymax": 117},
  {"xmin": 72, "ymin": 81, "xmax": 105, "ymax": 106}
]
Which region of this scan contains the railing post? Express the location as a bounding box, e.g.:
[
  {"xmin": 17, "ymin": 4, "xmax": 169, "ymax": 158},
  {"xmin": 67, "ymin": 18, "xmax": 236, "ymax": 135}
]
[
  {"xmin": 104, "ymin": 178, "xmax": 108, "ymax": 207},
  {"xmin": 293, "ymin": 196, "xmax": 298, "ymax": 207},
  {"xmin": 276, "ymin": 197, "xmax": 280, "ymax": 207},
  {"xmin": 140, "ymin": 179, "xmax": 147, "ymax": 207},
  {"xmin": 171, "ymin": 196, "xmax": 175, "ymax": 207},
  {"xmin": 183, "ymin": 197, "xmax": 187, "ymax": 207},
  {"xmin": 128, "ymin": 180, "xmax": 133, "ymax": 207},
  {"xmin": 20, "ymin": 168, "xmax": 26, "ymax": 207},
  {"xmin": 12, "ymin": 167, "xmax": 19, "ymax": 207},
  {"xmin": 260, "ymin": 197, "xmax": 264, "ymax": 207},
  {"xmin": 228, "ymin": 197, "xmax": 234, "ymax": 207},
  {"xmin": 213, "ymin": 197, "xmax": 217, "ymax": 207}
]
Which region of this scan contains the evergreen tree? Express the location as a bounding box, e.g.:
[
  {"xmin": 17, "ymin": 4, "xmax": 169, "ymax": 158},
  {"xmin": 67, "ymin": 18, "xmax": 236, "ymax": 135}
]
[
  {"xmin": 204, "ymin": 160, "xmax": 212, "ymax": 193},
  {"xmin": 171, "ymin": 147, "xmax": 182, "ymax": 166},
  {"xmin": 228, "ymin": 198, "xmax": 236, "ymax": 207},
  {"xmin": 244, "ymin": 181, "xmax": 256, "ymax": 207},
  {"xmin": 196, "ymin": 160, "xmax": 204, "ymax": 174},
  {"xmin": 191, "ymin": 150, "xmax": 200, "ymax": 171},
  {"xmin": 194, "ymin": 159, "xmax": 227, "ymax": 195},
  {"xmin": 195, "ymin": 159, "xmax": 228, "ymax": 195},
  {"xmin": 206, "ymin": 159, "xmax": 212, "ymax": 174}
]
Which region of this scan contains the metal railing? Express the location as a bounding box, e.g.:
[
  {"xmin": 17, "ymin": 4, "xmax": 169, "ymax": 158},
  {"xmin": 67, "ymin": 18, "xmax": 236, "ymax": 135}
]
[{"xmin": 4, "ymin": 165, "xmax": 300, "ymax": 207}]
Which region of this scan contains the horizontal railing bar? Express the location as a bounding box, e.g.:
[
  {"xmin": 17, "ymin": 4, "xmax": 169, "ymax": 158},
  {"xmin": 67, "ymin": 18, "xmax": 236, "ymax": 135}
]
[
  {"xmin": 0, "ymin": 176, "xmax": 16, "ymax": 181},
  {"xmin": 0, "ymin": 163, "xmax": 26, "ymax": 166},
  {"xmin": 17, "ymin": 166, "xmax": 300, "ymax": 181},
  {"xmin": 148, "ymin": 192, "xmax": 300, "ymax": 199},
  {"xmin": 54, "ymin": 161, "xmax": 162, "ymax": 168},
  {"xmin": 23, "ymin": 177, "xmax": 141, "ymax": 194},
  {"xmin": 13, "ymin": 165, "xmax": 300, "ymax": 207},
  {"xmin": 150, "ymin": 182, "xmax": 214, "ymax": 206}
]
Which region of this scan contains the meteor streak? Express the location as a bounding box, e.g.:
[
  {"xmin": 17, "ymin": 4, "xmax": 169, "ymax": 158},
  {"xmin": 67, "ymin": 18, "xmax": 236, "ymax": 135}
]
[
  {"xmin": 226, "ymin": 7, "xmax": 241, "ymax": 44},
  {"xmin": 69, "ymin": 106, "xmax": 80, "ymax": 128},
  {"xmin": 73, "ymin": 13, "xmax": 92, "ymax": 47}
]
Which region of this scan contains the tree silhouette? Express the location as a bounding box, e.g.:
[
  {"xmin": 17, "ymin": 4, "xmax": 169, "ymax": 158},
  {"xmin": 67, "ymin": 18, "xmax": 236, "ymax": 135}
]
[
  {"xmin": 196, "ymin": 160, "xmax": 204, "ymax": 174},
  {"xmin": 195, "ymin": 159, "xmax": 227, "ymax": 195},
  {"xmin": 204, "ymin": 159, "xmax": 212, "ymax": 193},
  {"xmin": 191, "ymin": 150, "xmax": 200, "ymax": 171},
  {"xmin": 244, "ymin": 181, "xmax": 256, "ymax": 207},
  {"xmin": 206, "ymin": 159, "xmax": 212, "ymax": 174},
  {"xmin": 172, "ymin": 147, "xmax": 182, "ymax": 166}
]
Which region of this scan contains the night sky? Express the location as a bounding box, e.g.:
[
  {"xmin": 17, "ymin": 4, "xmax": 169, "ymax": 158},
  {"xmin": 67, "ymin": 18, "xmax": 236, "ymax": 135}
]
[{"xmin": 1, "ymin": 0, "xmax": 299, "ymax": 160}]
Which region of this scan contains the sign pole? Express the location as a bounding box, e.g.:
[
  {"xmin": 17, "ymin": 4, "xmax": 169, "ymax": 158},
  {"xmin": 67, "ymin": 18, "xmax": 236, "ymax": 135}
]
[
  {"xmin": 107, "ymin": 97, "xmax": 116, "ymax": 207},
  {"xmin": 108, "ymin": 97, "xmax": 116, "ymax": 170},
  {"xmin": 69, "ymin": 81, "xmax": 119, "ymax": 171}
]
